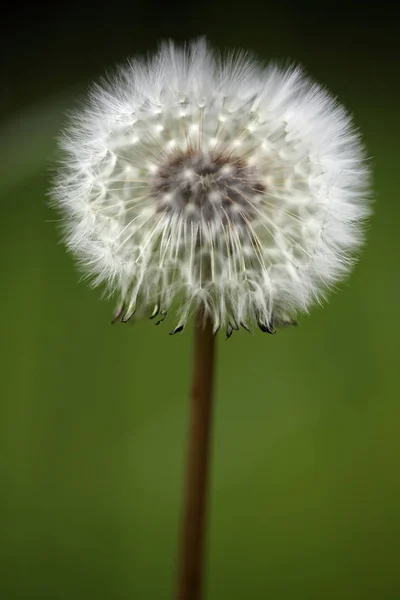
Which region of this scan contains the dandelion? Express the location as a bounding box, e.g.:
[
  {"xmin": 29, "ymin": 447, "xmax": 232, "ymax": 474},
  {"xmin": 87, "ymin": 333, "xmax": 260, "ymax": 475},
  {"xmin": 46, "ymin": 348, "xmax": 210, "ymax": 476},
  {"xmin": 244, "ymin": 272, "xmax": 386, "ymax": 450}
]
[
  {"xmin": 53, "ymin": 39, "xmax": 370, "ymax": 337},
  {"xmin": 52, "ymin": 39, "xmax": 371, "ymax": 600}
]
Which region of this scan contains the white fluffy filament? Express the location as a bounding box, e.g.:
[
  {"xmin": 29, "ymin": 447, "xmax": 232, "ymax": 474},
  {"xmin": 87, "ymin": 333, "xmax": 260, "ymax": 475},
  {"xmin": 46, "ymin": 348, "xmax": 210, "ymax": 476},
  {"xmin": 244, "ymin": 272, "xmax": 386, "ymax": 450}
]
[{"xmin": 53, "ymin": 39, "xmax": 371, "ymax": 335}]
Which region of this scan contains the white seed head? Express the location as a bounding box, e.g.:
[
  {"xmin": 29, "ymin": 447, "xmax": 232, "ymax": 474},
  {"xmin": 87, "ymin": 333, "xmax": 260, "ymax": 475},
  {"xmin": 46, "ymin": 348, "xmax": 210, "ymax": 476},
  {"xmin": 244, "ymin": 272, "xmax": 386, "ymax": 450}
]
[{"xmin": 52, "ymin": 39, "xmax": 371, "ymax": 335}]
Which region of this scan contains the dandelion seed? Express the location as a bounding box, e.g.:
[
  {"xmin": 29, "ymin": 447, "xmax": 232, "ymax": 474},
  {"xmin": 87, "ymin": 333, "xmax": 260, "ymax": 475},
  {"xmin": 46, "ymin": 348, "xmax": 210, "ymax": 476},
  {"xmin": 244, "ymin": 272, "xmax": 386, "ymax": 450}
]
[{"xmin": 52, "ymin": 39, "xmax": 371, "ymax": 335}]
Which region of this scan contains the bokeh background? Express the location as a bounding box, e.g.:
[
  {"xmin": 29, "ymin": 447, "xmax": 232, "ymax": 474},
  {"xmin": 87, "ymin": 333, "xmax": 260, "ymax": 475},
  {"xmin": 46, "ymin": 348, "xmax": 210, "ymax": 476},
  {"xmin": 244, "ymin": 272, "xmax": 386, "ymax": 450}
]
[{"xmin": 1, "ymin": 2, "xmax": 399, "ymax": 598}]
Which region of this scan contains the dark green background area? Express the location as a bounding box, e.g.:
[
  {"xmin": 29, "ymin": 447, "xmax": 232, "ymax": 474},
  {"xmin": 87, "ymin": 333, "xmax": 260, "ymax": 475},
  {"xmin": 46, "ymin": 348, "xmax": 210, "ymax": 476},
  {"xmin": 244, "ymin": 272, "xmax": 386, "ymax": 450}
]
[{"xmin": 1, "ymin": 3, "xmax": 399, "ymax": 598}]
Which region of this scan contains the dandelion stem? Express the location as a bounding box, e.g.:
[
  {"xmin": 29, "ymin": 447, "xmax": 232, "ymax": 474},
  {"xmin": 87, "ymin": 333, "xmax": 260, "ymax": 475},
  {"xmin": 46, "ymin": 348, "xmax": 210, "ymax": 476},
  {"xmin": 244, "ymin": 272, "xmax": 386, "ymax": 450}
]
[{"xmin": 177, "ymin": 312, "xmax": 216, "ymax": 600}]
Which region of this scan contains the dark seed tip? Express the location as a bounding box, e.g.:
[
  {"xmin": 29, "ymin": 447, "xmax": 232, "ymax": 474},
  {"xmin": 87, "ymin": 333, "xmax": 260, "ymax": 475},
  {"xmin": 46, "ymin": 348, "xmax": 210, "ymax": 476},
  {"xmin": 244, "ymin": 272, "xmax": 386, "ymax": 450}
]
[
  {"xmin": 226, "ymin": 325, "xmax": 233, "ymax": 340},
  {"xmin": 149, "ymin": 304, "xmax": 159, "ymax": 320},
  {"xmin": 169, "ymin": 325, "xmax": 184, "ymax": 335},
  {"xmin": 121, "ymin": 311, "xmax": 135, "ymax": 323},
  {"xmin": 155, "ymin": 312, "xmax": 167, "ymax": 326},
  {"xmin": 258, "ymin": 322, "xmax": 276, "ymax": 334}
]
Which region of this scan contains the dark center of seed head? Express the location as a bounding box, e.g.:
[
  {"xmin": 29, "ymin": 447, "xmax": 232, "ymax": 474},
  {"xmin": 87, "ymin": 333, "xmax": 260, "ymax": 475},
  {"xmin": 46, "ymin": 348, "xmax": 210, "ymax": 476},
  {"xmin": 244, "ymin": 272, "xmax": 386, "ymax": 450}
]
[{"xmin": 152, "ymin": 150, "xmax": 265, "ymax": 224}]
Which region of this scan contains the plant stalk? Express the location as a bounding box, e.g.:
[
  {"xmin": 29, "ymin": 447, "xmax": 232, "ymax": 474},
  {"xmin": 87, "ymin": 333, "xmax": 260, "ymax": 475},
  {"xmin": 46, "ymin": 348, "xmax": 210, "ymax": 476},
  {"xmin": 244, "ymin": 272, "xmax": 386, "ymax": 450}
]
[{"xmin": 177, "ymin": 313, "xmax": 216, "ymax": 600}]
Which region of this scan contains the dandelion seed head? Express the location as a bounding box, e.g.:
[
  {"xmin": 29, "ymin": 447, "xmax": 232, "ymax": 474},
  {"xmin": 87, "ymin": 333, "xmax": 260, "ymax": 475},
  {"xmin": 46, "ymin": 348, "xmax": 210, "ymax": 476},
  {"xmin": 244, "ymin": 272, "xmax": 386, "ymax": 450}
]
[{"xmin": 53, "ymin": 39, "xmax": 371, "ymax": 334}]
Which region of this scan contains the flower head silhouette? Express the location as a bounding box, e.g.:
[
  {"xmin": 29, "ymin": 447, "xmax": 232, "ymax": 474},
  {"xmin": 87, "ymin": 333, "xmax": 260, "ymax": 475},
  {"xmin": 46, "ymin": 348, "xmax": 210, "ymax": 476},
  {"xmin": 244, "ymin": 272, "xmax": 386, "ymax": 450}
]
[{"xmin": 53, "ymin": 39, "xmax": 370, "ymax": 335}]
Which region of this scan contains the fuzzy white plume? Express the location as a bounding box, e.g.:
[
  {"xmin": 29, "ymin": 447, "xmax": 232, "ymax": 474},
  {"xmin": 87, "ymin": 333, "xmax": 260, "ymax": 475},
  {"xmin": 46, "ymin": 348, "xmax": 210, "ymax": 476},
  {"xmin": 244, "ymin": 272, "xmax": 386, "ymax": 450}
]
[{"xmin": 53, "ymin": 39, "xmax": 371, "ymax": 335}]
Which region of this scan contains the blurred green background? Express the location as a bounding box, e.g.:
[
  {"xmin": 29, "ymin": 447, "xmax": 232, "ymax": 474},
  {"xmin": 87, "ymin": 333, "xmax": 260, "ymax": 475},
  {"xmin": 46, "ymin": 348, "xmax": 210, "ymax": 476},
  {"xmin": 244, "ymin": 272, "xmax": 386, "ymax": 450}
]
[{"xmin": 1, "ymin": 3, "xmax": 399, "ymax": 599}]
